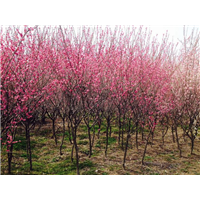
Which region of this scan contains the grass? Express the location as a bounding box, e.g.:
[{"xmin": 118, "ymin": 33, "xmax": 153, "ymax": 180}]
[{"xmin": 1, "ymin": 120, "xmax": 200, "ymax": 175}]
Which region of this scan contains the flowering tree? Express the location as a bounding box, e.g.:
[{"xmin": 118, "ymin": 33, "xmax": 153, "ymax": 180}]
[
  {"xmin": 1, "ymin": 132, "xmax": 21, "ymax": 174},
  {"xmin": 1, "ymin": 25, "xmax": 200, "ymax": 175}
]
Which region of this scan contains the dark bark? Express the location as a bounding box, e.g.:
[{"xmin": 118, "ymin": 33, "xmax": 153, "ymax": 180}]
[
  {"xmin": 142, "ymin": 132, "xmax": 151, "ymax": 165},
  {"xmin": 71, "ymin": 144, "xmax": 74, "ymax": 162},
  {"xmin": 52, "ymin": 119, "xmax": 57, "ymax": 145},
  {"xmin": 123, "ymin": 133, "xmax": 131, "ymax": 169},
  {"xmin": 68, "ymin": 122, "xmax": 72, "ymax": 144},
  {"xmin": 88, "ymin": 127, "xmax": 92, "ymax": 158},
  {"xmin": 175, "ymin": 126, "xmax": 182, "ymax": 157},
  {"xmin": 7, "ymin": 143, "xmax": 13, "ymax": 174},
  {"xmin": 109, "ymin": 125, "xmax": 112, "ymax": 137},
  {"xmin": 72, "ymin": 127, "xmax": 80, "ymax": 175},
  {"xmin": 60, "ymin": 117, "xmax": 66, "ymax": 155},
  {"xmin": 118, "ymin": 117, "xmax": 121, "ymax": 145},
  {"xmin": 41, "ymin": 107, "xmax": 47, "ymax": 124},
  {"xmin": 97, "ymin": 118, "xmax": 102, "ymax": 139},
  {"xmin": 47, "ymin": 110, "xmax": 58, "ymax": 145},
  {"xmin": 171, "ymin": 126, "xmax": 175, "ymax": 143},
  {"xmin": 25, "ymin": 124, "xmax": 33, "ymax": 170},
  {"xmin": 91, "ymin": 127, "xmax": 95, "ymax": 147},
  {"xmin": 162, "ymin": 126, "xmax": 169, "ymax": 146},
  {"xmin": 105, "ymin": 124, "xmax": 109, "ymax": 157},
  {"xmin": 105, "ymin": 118, "xmax": 110, "ymax": 157},
  {"xmin": 191, "ymin": 137, "xmax": 194, "ymax": 155},
  {"xmin": 135, "ymin": 123, "xmax": 139, "ymax": 150}
]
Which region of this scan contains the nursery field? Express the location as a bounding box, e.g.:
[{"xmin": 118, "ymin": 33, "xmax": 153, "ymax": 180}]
[
  {"xmin": 1, "ymin": 118, "xmax": 200, "ymax": 175},
  {"xmin": 1, "ymin": 26, "xmax": 200, "ymax": 175}
]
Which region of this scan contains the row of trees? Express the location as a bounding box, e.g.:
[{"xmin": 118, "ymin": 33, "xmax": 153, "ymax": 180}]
[{"xmin": 1, "ymin": 26, "xmax": 200, "ymax": 174}]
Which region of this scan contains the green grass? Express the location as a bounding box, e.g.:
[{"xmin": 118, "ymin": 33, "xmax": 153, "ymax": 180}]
[
  {"xmin": 2, "ymin": 120, "xmax": 200, "ymax": 175},
  {"xmin": 78, "ymin": 133, "xmax": 88, "ymax": 140},
  {"xmin": 78, "ymin": 140, "xmax": 88, "ymax": 145},
  {"xmin": 60, "ymin": 131, "xmax": 73, "ymax": 142},
  {"xmin": 102, "ymin": 137, "xmax": 117, "ymax": 145},
  {"xmin": 0, "ymin": 126, "xmax": 100, "ymax": 175}
]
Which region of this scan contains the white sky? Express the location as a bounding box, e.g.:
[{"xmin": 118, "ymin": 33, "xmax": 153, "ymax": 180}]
[
  {"xmin": 1, "ymin": 25, "xmax": 200, "ymax": 43},
  {"xmin": 147, "ymin": 25, "xmax": 200, "ymax": 43}
]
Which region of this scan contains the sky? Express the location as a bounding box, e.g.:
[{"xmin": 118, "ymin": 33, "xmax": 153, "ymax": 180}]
[
  {"xmin": 1, "ymin": 25, "xmax": 200, "ymax": 43},
  {"xmin": 145, "ymin": 25, "xmax": 200, "ymax": 43}
]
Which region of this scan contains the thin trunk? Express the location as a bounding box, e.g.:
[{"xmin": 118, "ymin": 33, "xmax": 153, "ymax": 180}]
[
  {"xmin": 151, "ymin": 132, "xmax": 154, "ymax": 147},
  {"xmin": 136, "ymin": 126, "xmax": 139, "ymax": 150},
  {"xmin": 71, "ymin": 126, "xmax": 79, "ymax": 175},
  {"xmin": 8, "ymin": 152, "xmax": 12, "ymax": 174},
  {"xmin": 97, "ymin": 119, "xmax": 101, "ymax": 139},
  {"xmin": 88, "ymin": 127, "xmax": 92, "ymax": 158},
  {"xmin": 142, "ymin": 132, "xmax": 151, "ymax": 165},
  {"xmin": 175, "ymin": 126, "xmax": 182, "ymax": 157},
  {"xmin": 71, "ymin": 144, "xmax": 74, "ymax": 162},
  {"xmin": 191, "ymin": 138, "xmax": 194, "ymax": 154},
  {"xmin": 191, "ymin": 133, "xmax": 195, "ymax": 155},
  {"xmin": 68, "ymin": 122, "xmax": 72, "ymax": 144},
  {"xmin": 141, "ymin": 127, "xmax": 144, "ymax": 141},
  {"xmin": 171, "ymin": 126, "xmax": 175, "ymax": 143},
  {"xmin": 52, "ymin": 119, "xmax": 57, "ymax": 146},
  {"xmin": 7, "ymin": 130, "xmax": 16, "ymax": 174},
  {"xmin": 91, "ymin": 127, "xmax": 95, "ymax": 148},
  {"xmin": 105, "ymin": 121, "xmax": 109, "ymax": 157},
  {"xmin": 109, "ymin": 125, "xmax": 112, "ymax": 137},
  {"xmin": 7, "ymin": 144, "xmax": 13, "ymax": 174},
  {"xmin": 41, "ymin": 107, "xmax": 46, "ymax": 124},
  {"xmin": 118, "ymin": 117, "xmax": 121, "ymax": 145},
  {"xmin": 123, "ymin": 133, "xmax": 130, "ymax": 169},
  {"xmin": 26, "ymin": 125, "xmax": 32, "ymax": 170},
  {"xmin": 162, "ymin": 126, "xmax": 168, "ymax": 146},
  {"xmin": 60, "ymin": 118, "xmax": 66, "ymax": 155},
  {"xmin": 121, "ymin": 127, "xmax": 124, "ymax": 150}
]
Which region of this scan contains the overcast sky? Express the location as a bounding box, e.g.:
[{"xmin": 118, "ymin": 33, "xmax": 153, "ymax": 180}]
[
  {"xmin": 1, "ymin": 25, "xmax": 200, "ymax": 43},
  {"xmin": 146, "ymin": 25, "xmax": 200, "ymax": 43}
]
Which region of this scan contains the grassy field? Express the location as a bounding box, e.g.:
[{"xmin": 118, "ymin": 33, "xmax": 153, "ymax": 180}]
[{"xmin": 1, "ymin": 119, "xmax": 200, "ymax": 175}]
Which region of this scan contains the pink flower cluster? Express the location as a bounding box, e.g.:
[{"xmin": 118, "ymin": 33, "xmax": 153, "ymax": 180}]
[{"xmin": 1, "ymin": 133, "xmax": 21, "ymax": 153}]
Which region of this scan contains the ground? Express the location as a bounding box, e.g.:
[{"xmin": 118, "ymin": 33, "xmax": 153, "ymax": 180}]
[{"xmin": 1, "ymin": 119, "xmax": 200, "ymax": 175}]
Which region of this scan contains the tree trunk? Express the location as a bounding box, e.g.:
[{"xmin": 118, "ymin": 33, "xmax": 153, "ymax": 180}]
[
  {"xmin": 171, "ymin": 126, "xmax": 175, "ymax": 143},
  {"xmin": 91, "ymin": 127, "xmax": 95, "ymax": 147},
  {"xmin": 142, "ymin": 132, "xmax": 151, "ymax": 165},
  {"xmin": 60, "ymin": 118, "xmax": 66, "ymax": 155},
  {"xmin": 68, "ymin": 122, "xmax": 72, "ymax": 144},
  {"xmin": 175, "ymin": 126, "xmax": 182, "ymax": 157},
  {"xmin": 118, "ymin": 117, "xmax": 121, "ymax": 145},
  {"xmin": 88, "ymin": 127, "xmax": 92, "ymax": 158},
  {"xmin": 135, "ymin": 126, "xmax": 139, "ymax": 150},
  {"xmin": 72, "ymin": 127, "xmax": 80, "ymax": 175},
  {"xmin": 25, "ymin": 125, "xmax": 33, "ymax": 170},
  {"xmin": 52, "ymin": 119, "xmax": 57, "ymax": 145},
  {"xmin": 41, "ymin": 107, "xmax": 46, "ymax": 124},
  {"xmin": 7, "ymin": 144, "xmax": 13, "ymax": 174},
  {"xmin": 162, "ymin": 126, "xmax": 168, "ymax": 146},
  {"xmin": 105, "ymin": 121, "xmax": 109, "ymax": 157},
  {"xmin": 191, "ymin": 133, "xmax": 195, "ymax": 155},
  {"xmin": 71, "ymin": 144, "xmax": 74, "ymax": 162},
  {"xmin": 123, "ymin": 133, "xmax": 130, "ymax": 169},
  {"xmin": 97, "ymin": 119, "xmax": 101, "ymax": 139},
  {"xmin": 109, "ymin": 125, "xmax": 112, "ymax": 137},
  {"xmin": 191, "ymin": 138, "xmax": 194, "ymax": 155}
]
